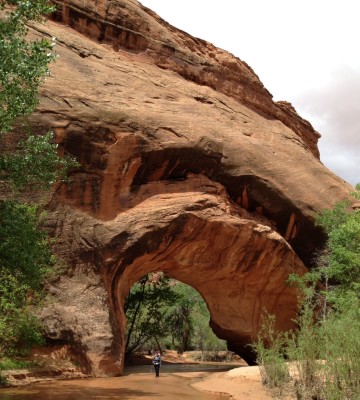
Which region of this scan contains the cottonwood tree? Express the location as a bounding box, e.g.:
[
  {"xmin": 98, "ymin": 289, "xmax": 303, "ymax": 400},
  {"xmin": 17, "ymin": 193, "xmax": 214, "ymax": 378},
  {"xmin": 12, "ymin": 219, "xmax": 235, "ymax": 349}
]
[
  {"xmin": 0, "ymin": 0, "xmax": 54, "ymax": 133},
  {"xmin": 0, "ymin": 0, "xmax": 76, "ymax": 190},
  {"xmin": 124, "ymin": 274, "xmax": 179, "ymax": 358},
  {"xmin": 0, "ymin": 0, "xmax": 77, "ymax": 356},
  {"xmin": 125, "ymin": 276, "xmax": 228, "ymax": 359}
]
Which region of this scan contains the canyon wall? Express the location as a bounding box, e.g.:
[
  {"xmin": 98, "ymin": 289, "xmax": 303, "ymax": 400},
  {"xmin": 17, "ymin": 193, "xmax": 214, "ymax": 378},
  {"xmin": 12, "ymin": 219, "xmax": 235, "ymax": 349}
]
[{"xmin": 24, "ymin": 0, "xmax": 353, "ymax": 375}]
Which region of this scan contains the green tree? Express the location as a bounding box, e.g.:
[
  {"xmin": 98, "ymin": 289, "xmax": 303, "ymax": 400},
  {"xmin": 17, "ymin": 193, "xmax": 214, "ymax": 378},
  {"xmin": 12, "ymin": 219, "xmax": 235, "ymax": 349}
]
[
  {"xmin": 124, "ymin": 276, "xmax": 228, "ymax": 359},
  {"xmin": 0, "ymin": 0, "xmax": 77, "ymax": 362},
  {"xmin": 124, "ymin": 274, "xmax": 179, "ymax": 358},
  {"xmin": 0, "ymin": 201, "xmax": 54, "ymax": 354},
  {"xmin": 191, "ymin": 302, "xmax": 227, "ymax": 358},
  {"xmin": 0, "ymin": 132, "xmax": 77, "ymax": 192},
  {"xmin": 0, "ymin": 0, "xmax": 55, "ymax": 133},
  {"xmin": 168, "ymin": 283, "xmax": 227, "ymax": 355},
  {"xmin": 253, "ymin": 184, "xmax": 360, "ymax": 399},
  {"xmin": 315, "ymin": 184, "xmax": 360, "ymax": 299},
  {"xmin": 0, "ymin": 1, "xmax": 77, "ymax": 193},
  {"xmin": 167, "ymin": 283, "xmax": 198, "ymax": 353}
]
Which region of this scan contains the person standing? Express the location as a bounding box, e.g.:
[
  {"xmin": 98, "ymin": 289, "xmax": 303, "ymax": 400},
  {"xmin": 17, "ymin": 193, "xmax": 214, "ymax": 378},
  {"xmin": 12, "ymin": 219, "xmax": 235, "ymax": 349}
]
[{"xmin": 152, "ymin": 351, "xmax": 161, "ymax": 377}]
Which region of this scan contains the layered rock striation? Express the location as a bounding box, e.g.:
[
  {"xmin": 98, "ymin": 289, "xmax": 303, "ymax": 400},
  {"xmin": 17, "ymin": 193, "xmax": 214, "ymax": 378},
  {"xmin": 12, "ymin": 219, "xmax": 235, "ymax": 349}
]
[{"xmin": 24, "ymin": 0, "xmax": 353, "ymax": 375}]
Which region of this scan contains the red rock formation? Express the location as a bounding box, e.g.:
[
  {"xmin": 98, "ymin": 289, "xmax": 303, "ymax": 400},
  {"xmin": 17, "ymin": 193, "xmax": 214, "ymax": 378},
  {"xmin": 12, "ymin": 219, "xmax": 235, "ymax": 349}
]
[{"xmin": 24, "ymin": 0, "xmax": 353, "ymax": 376}]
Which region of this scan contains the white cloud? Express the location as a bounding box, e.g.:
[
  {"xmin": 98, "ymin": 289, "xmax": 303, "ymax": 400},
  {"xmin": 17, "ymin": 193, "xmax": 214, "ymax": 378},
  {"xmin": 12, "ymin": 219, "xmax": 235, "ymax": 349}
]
[{"xmin": 294, "ymin": 67, "xmax": 360, "ymax": 185}]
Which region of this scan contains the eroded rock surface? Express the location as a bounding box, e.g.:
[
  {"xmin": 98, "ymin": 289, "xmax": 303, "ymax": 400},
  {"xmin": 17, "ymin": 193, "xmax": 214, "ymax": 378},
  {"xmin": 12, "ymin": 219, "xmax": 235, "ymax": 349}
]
[{"xmin": 24, "ymin": 0, "xmax": 353, "ymax": 375}]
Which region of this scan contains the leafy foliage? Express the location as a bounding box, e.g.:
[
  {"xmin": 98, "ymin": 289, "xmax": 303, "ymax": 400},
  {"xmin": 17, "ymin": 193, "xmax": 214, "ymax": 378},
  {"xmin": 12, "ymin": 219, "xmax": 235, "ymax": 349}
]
[
  {"xmin": 0, "ymin": 0, "xmax": 55, "ymax": 133},
  {"xmin": 0, "ymin": 1, "xmax": 79, "ymax": 366},
  {"xmin": 252, "ymin": 313, "xmax": 289, "ymax": 395},
  {"xmin": 0, "ymin": 132, "xmax": 78, "ymax": 191},
  {"xmin": 169, "ymin": 283, "xmax": 227, "ymax": 356},
  {"xmin": 0, "ymin": 1, "xmax": 78, "ymax": 193},
  {"xmin": 124, "ymin": 274, "xmax": 180, "ymax": 357},
  {"xmin": 0, "ymin": 357, "xmax": 39, "ymax": 370},
  {"xmin": 315, "ymin": 189, "xmax": 360, "ymax": 297},
  {"xmin": 253, "ymin": 185, "xmax": 360, "ymax": 399},
  {"xmin": 0, "ymin": 201, "xmax": 54, "ymax": 354},
  {"xmin": 124, "ymin": 274, "xmax": 227, "ymax": 359},
  {"xmin": 166, "ymin": 283, "xmax": 198, "ymax": 353}
]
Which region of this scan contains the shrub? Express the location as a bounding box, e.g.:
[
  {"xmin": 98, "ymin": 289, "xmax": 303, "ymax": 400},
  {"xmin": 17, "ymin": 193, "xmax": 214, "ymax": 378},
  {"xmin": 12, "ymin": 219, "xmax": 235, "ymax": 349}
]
[{"xmin": 252, "ymin": 313, "xmax": 290, "ymax": 395}]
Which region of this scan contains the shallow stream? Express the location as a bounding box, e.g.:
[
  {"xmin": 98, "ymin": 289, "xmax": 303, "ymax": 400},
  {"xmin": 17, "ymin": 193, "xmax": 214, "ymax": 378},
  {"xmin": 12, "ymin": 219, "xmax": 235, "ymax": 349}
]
[{"xmin": 0, "ymin": 364, "xmax": 236, "ymax": 399}]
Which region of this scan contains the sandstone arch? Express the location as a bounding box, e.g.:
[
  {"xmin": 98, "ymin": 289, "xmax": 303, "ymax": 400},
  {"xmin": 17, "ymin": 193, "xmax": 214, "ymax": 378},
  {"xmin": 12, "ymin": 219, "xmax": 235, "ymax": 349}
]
[
  {"xmin": 26, "ymin": 0, "xmax": 353, "ymax": 377},
  {"xmin": 114, "ymin": 204, "xmax": 306, "ymax": 366},
  {"xmin": 43, "ymin": 178, "xmax": 306, "ymax": 376}
]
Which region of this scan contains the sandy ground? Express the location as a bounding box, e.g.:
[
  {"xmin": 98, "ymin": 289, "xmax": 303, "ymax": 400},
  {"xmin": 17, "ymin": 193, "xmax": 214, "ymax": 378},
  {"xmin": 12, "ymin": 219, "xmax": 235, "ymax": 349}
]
[
  {"xmin": 128, "ymin": 351, "xmax": 277, "ymax": 398},
  {"xmin": 192, "ymin": 366, "xmax": 275, "ymax": 400},
  {"xmin": 1, "ymin": 350, "xmax": 282, "ymax": 399},
  {"xmin": 0, "ymin": 367, "xmax": 281, "ymax": 400}
]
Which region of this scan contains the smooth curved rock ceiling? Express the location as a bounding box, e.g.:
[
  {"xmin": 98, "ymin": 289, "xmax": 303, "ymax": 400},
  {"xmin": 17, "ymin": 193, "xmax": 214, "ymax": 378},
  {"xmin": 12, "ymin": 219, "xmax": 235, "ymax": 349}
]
[{"xmin": 26, "ymin": 0, "xmax": 353, "ymax": 376}]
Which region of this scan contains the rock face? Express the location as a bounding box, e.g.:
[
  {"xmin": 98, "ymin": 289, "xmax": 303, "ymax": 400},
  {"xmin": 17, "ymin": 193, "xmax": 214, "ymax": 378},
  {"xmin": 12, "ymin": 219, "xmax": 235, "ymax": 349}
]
[{"xmin": 26, "ymin": 0, "xmax": 352, "ymax": 376}]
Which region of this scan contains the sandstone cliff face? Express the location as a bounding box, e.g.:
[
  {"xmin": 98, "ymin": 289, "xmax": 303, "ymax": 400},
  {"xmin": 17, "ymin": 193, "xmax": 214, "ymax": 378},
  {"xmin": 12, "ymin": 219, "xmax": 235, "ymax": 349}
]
[{"xmin": 27, "ymin": 0, "xmax": 353, "ymax": 376}]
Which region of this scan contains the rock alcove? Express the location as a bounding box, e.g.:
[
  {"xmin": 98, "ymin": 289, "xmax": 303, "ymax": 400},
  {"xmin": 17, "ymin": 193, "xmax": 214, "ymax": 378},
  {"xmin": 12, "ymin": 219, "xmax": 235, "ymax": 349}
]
[{"xmin": 24, "ymin": 0, "xmax": 353, "ymax": 377}]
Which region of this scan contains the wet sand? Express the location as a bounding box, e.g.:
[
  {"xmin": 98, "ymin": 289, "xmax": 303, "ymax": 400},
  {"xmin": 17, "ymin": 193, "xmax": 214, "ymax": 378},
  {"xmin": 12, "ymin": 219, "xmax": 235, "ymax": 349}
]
[
  {"xmin": 0, "ymin": 370, "xmax": 230, "ymax": 400},
  {"xmin": 0, "ymin": 365, "xmax": 279, "ymax": 400}
]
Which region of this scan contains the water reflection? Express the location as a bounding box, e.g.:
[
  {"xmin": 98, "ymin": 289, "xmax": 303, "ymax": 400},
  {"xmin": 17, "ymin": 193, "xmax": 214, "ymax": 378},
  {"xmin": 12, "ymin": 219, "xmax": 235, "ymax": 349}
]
[
  {"xmin": 124, "ymin": 363, "xmax": 237, "ymax": 374},
  {"xmin": 0, "ymin": 365, "xmax": 237, "ymax": 400},
  {"xmin": 0, "ymin": 384, "xmax": 150, "ymax": 400}
]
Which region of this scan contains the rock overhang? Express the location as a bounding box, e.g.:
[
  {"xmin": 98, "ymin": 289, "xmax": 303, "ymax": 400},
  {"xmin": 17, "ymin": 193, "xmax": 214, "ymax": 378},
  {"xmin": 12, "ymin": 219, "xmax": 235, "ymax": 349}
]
[{"xmin": 22, "ymin": 0, "xmax": 355, "ymax": 375}]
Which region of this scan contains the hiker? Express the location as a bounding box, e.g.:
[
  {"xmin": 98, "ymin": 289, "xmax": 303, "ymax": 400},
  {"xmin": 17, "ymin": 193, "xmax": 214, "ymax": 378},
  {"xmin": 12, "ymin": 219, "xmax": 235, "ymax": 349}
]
[{"xmin": 152, "ymin": 350, "xmax": 161, "ymax": 377}]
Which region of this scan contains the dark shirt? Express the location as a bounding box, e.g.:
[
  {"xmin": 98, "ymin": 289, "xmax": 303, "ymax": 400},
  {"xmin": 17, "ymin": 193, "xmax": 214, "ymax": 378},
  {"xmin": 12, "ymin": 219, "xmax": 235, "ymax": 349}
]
[{"xmin": 153, "ymin": 355, "xmax": 161, "ymax": 365}]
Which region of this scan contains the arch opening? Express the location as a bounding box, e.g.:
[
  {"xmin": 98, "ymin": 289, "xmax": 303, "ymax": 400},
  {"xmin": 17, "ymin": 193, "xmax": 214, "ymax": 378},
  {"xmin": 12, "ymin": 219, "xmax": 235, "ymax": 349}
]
[
  {"xmin": 101, "ymin": 200, "xmax": 307, "ymax": 375},
  {"xmin": 123, "ymin": 272, "xmax": 229, "ymax": 364}
]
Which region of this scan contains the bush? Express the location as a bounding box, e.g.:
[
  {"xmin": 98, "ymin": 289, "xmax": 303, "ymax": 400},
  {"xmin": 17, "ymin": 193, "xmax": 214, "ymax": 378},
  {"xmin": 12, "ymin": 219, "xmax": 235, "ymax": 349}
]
[
  {"xmin": 319, "ymin": 296, "xmax": 360, "ymax": 400},
  {"xmin": 0, "ymin": 358, "xmax": 39, "ymax": 370},
  {"xmin": 191, "ymin": 351, "xmax": 238, "ymax": 362},
  {"xmin": 253, "ymin": 187, "xmax": 360, "ymax": 399},
  {"xmin": 285, "ymin": 300, "xmax": 324, "ymax": 399},
  {"xmin": 0, "ymin": 357, "xmax": 40, "ymax": 387},
  {"xmin": 254, "ymin": 288, "xmax": 360, "ymax": 399},
  {"xmin": 252, "ymin": 313, "xmax": 290, "ymax": 394},
  {"xmin": 0, "ymin": 372, "xmax": 7, "ymax": 387}
]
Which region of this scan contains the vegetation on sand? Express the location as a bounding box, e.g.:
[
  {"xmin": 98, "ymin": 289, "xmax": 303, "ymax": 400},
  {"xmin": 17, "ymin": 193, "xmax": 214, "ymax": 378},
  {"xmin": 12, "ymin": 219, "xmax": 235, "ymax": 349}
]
[{"xmin": 253, "ymin": 184, "xmax": 360, "ymax": 400}]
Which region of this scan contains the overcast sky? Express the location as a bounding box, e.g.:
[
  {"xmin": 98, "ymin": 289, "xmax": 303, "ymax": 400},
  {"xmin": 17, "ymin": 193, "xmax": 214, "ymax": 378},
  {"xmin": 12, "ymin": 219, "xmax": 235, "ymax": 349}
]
[{"xmin": 140, "ymin": 0, "xmax": 359, "ymax": 186}]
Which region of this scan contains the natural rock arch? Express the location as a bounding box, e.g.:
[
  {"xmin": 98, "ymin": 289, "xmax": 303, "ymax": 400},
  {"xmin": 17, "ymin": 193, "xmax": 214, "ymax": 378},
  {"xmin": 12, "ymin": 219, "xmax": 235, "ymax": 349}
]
[
  {"xmin": 43, "ymin": 181, "xmax": 306, "ymax": 376},
  {"xmin": 114, "ymin": 207, "xmax": 306, "ymax": 366},
  {"xmin": 26, "ymin": 0, "xmax": 353, "ymax": 378}
]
